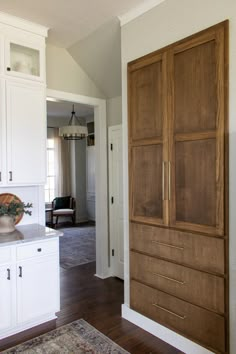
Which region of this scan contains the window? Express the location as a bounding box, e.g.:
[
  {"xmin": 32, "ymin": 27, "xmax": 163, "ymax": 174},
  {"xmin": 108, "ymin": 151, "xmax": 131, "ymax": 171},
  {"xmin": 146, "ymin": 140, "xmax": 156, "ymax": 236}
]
[{"xmin": 45, "ymin": 137, "xmax": 56, "ymax": 203}]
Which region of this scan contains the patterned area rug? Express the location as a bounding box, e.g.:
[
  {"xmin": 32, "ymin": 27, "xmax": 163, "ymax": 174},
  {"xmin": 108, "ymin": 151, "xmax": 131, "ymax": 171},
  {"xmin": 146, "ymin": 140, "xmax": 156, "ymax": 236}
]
[
  {"xmin": 3, "ymin": 319, "xmax": 129, "ymax": 354},
  {"xmin": 59, "ymin": 225, "xmax": 96, "ymax": 269}
]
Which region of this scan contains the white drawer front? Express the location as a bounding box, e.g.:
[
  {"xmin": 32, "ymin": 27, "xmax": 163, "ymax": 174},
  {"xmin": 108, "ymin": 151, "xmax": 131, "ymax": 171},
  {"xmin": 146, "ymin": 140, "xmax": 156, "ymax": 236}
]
[
  {"xmin": 0, "ymin": 247, "xmax": 12, "ymax": 264},
  {"xmin": 17, "ymin": 239, "xmax": 58, "ymax": 260}
]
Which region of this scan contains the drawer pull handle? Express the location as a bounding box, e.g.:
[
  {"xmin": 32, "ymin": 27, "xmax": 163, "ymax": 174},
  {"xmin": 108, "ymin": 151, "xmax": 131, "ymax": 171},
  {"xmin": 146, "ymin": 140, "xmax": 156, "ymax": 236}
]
[
  {"xmin": 151, "ymin": 240, "xmax": 184, "ymax": 251},
  {"xmin": 37, "ymin": 248, "xmax": 42, "ymax": 252},
  {"xmin": 19, "ymin": 266, "xmax": 23, "ymax": 278},
  {"xmin": 7, "ymin": 268, "xmax": 10, "ymax": 280},
  {"xmin": 151, "ymin": 271, "xmax": 185, "ymax": 285},
  {"xmin": 152, "ymin": 303, "xmax": 186, "ymax": 320}
]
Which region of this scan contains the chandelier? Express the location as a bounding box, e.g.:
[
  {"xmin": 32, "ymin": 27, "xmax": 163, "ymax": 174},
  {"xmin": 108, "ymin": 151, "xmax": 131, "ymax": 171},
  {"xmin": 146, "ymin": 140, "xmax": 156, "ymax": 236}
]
[{"xmin": 59, "ymin": 104, "xmax": 88, "ymax": 140}]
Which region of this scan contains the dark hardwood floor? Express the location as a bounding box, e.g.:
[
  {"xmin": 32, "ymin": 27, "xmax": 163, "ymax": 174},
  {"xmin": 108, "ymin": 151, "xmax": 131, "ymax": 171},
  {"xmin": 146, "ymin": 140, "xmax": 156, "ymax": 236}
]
[{"xmin": 0, "ymin": 261, "xmax": 182, "ymax": 353}]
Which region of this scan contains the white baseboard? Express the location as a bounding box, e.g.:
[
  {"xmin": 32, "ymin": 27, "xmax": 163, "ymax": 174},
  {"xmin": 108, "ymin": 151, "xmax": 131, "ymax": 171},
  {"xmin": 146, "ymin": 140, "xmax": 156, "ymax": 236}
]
[{"xmin": 121, "ymin": 304, "xmax": 213, "ymax": 354}]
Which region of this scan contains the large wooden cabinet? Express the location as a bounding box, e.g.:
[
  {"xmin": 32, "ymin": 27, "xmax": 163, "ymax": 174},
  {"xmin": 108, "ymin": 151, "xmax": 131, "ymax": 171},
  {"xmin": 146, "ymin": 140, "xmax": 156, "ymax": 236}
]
[{"xmin": 128, "ymin": 21, "xmax": 228, "ymax": 353}]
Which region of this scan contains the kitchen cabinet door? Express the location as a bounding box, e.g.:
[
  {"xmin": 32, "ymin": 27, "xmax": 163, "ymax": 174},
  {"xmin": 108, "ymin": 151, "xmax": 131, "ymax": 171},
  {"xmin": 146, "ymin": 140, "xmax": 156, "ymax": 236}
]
[
  {"xmin": 128, "ymin": 53, "xmax": 169, "ymax": 226},
  {"xmin": 169, "ymin": 27, "xmax": 225, "ymax": 236},
  {"xmin": 6, "ymin": 80, "xmax": 46, "ymax": 185},
  {"xmin": 0, "ymin": 265, "xmax": 14, "ymax": 332},
  {"xmin": 17, "ymin": 255, "xmax": 59, "ymax": 324},
  {"xmin": 0, "ymin": 79, "xmax": 6, "ymax": 185}
]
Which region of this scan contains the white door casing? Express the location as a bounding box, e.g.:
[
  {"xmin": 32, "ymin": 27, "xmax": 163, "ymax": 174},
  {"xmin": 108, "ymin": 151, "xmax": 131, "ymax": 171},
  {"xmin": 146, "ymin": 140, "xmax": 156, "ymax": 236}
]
[
  {"xmin": 109, "ymin": 125, "xmax": 124, "ymax": 279},
  {"xmin": 46, "ymin": 89, "xmax": 108, "ymax": 279}
]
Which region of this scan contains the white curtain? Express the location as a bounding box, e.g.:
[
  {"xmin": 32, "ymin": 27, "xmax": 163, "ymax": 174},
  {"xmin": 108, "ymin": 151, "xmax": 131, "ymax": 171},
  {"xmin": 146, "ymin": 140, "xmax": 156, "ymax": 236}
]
[{"xmin": 53, "ymin": 128, "xmax": 72, "ymax": 197}]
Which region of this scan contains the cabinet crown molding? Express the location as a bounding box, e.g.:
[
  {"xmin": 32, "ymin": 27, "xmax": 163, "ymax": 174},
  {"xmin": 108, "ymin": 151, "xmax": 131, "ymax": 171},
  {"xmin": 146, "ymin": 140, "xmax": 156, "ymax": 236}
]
[{"xmin": 0, "ymin": 11, "xmax": 48, "ymax": 38}]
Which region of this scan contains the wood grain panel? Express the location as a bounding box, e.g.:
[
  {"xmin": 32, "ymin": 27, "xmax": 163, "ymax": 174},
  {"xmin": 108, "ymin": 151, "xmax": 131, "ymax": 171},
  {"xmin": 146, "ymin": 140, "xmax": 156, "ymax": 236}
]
[
  {"xmin": 175, "ymin": 139, "xmax": 216, "ymax": 227},
  {"xmin": 129, "ymin": 60, "xmax": 163, "ymax": 141},
  {"xmin": 174, "ymin": 40, "xmax": 217, "ymax": 133},
  {"xmin": 130, "ymin": 251, "xmax": 224, "ymax": 313},
  {"xmin": 131, "ymin": 145, "xmax": 163, "ymax": 220},
  {"xmin": 130, "ymin": 223, "xmax": 225, "ymax": 275},
  {"xmin": 130, "ymin": 280, "xmax": 225, "ymax": 353}
]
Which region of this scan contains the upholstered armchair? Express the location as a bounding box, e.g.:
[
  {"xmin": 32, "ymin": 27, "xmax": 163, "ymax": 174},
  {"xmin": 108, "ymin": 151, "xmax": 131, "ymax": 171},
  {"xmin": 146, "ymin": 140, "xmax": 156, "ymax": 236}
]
[{"xmin": 51, "ymin": 196, "xmax": 76, "ymax": 228}]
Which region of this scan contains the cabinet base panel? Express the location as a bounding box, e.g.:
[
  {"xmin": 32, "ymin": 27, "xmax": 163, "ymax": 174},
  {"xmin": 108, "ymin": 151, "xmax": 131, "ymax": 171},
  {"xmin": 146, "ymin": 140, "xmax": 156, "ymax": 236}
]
[
  {"xmin": 0, "ymin": 313, "xmax": 57, "ymax": 341},
  {"xmin": 122, "ymin": 304, "xmax": 214, "ymax": 354}
]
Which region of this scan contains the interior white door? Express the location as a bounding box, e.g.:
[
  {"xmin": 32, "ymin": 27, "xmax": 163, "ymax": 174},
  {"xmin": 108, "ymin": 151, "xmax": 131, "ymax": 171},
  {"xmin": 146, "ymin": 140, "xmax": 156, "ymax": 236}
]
[
  {"xmin": 0, "ymin": 265, "xmax": 14, "ymax": 332},
  {"xmin": 109, "ymin": 125, "xmax": 124, "ymax": 279},
  {"xmin": 6, "ymin": 80, "xmax": 46, "ymax": 185},
  {"xmin": 16, "ymin": 255, "xmax": 59, "ymax": 324}
]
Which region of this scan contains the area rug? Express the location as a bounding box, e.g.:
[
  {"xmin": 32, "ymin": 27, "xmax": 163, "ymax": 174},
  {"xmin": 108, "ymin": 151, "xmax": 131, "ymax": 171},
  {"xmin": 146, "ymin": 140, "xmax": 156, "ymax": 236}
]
[
  {"xmin": 3, "ymin": 319, "xmax": 130, "ymax": 354},
  {"xmin": 59, "ymin": 226, "xmax": 96, "ymax": 269}
]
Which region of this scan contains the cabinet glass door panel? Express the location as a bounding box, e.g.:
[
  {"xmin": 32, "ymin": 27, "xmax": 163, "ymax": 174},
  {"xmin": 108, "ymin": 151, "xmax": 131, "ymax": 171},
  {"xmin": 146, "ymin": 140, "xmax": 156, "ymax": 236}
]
[
  {"xmin": 131, "ymin": 144, "xmax": 164, "ymax": 224},
  {"xmin": 10, "ymin": 43, "xmax": 40, "ymax": 77},
  {"xmin": 175, "ymin": 139, "xmax": 216, "ymax": 227}
]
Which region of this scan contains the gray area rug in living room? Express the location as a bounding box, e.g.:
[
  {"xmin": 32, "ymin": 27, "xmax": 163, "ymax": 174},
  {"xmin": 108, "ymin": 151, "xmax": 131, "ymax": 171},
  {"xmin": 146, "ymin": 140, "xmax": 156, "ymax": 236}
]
[
  {"xmin": 3, "ymin": 319, "xmax": 130, "ymax": 354},
  {"xmin": 59, "ymin": 225, "xmax": 96, "ymax": 269}
]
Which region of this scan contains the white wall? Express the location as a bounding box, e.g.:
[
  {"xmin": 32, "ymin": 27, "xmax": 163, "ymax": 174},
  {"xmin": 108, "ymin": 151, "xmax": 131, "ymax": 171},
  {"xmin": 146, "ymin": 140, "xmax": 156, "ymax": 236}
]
[
  {"xmin": 121, "ymin": 0, "xmax": 236, "ymax": 352},
  {"xmin": 46, "ymin": 44, "xmax": 105, "ymax": 99},
  {"xmin": 107, "ymin": 96, "xmax": 122, "ymax": 127}
]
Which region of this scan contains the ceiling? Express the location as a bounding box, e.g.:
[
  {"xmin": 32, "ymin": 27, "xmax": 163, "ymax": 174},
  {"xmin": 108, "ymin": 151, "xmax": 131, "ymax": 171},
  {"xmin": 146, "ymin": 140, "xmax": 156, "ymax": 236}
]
[
  {"xmin": 0, "ymin": 0, "xmax": 156, "ymax": 48},
  {"xmin": 47, "ymin": 100, "xmax": 94, "ymax": 120}
]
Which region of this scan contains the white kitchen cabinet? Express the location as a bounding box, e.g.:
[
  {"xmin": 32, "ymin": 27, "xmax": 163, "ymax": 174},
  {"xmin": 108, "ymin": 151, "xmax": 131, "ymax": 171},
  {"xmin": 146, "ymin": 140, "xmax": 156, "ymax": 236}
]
[
  {"xmin": 0, "ymin": 78, "xmax": 6, "ymax": 185},
  {"xmin": 5, "ymin": 38, "xmax": 45, "ymax": 82},
  {"xmin": 0, "ymin": 264, "xmax": 14, "ymax": 332},
  {"xmin": 0, "ymin": 235, "xmax": 60, "ymax": 340},
  {"xmin": 17, "ymin": 255, "xmax": 59, "ymax": 324},
  {"xmin": 6, "ymin": 80, "xmax": 46, "ymax": 185}
]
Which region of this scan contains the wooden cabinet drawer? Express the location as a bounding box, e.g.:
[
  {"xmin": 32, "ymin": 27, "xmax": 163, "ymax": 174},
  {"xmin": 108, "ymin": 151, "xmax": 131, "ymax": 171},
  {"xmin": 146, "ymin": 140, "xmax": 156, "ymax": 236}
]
[
  {"xmin": 130, "ymin": 251, "xmax": 224, "ymax": 313},
  {"xmin": 130, "ymin": 222, "xmax": 225, "ymax": 274},
  {"xmin": 17, "ymin": 239, "xmax": 58, "ymax": 260},
  {"xmin": 0, "ymin": 247, "xmax": 12, "ymax": 264},
  {"xmin": 130, "ymin": 280, "xmax": 225, "ymax": 353}
]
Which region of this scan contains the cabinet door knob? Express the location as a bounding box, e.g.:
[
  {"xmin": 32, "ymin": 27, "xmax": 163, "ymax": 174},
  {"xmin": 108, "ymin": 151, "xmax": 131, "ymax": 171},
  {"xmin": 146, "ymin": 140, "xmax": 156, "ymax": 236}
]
[
  {"xmin": 7, "ymin": 67, "xmax": 11, "ymax": 71},
  {"xmin": 37, "ymin": 248, "xmax": 42, "ymax": 252},
  {"xmin": 7, "ymin": 268, "xmax": 10, "ymax": 280},
  {"xmin": 19, "ymin": 266, "xmax": 23, "ymax": 278}
]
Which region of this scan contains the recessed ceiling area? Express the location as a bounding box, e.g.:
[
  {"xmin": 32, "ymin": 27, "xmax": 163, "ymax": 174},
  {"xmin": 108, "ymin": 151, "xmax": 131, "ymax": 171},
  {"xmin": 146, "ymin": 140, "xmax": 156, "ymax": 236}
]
[
  {"xmin": 0, "ymin": 0, "xmax": 161, "ymax": 47},
  {"xmin": 47, "ymin": 100, "xmax": 94, "ymax": 120}
]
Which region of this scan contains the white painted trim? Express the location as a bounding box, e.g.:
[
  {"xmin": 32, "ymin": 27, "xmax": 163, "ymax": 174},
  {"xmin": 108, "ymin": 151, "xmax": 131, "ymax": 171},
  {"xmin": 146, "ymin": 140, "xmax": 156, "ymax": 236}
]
[
  {"xmin": 47, "ymin": 89, "xmax": 109, "ymax": 279},
  {"xmin": 118, "ymin": 0, "xmax": 166, "ymax": 27},
  {"xmin": 108, "ymin": 124, "xmax": 122, "ymax": 276},
  {"xmin": 0, "ymin": 11, "xmax": 48, "ymax": 37},
  {"xmin": 122, "ymin": 304, "xmax": 214, "ymax": 354}
]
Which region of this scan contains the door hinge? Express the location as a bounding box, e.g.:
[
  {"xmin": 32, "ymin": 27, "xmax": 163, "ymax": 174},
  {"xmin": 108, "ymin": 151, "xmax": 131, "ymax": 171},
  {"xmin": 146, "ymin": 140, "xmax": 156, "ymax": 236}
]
[
  {"xmin": 110, "ymin": 143, "xmax": 113, "ymax": 151},
  {"xmin": 111, "ymin": 196, "xmax": 114, "ymax": 204},
  {"xmin": 112, "ymin": 249, "xmax": 115, "ymax": 256}
]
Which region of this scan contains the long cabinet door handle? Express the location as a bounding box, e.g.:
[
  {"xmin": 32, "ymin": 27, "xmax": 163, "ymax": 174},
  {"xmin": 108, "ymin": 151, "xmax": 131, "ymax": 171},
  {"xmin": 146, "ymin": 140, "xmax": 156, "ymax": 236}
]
[
  {"xmin": 162, "ymin": 162, "xmax": 165, "ymax": 200},
  {"xmin": 151, "ymin": 240, "xmax": 184, "ymax": 251},
  {"xmin": 7, "ymin": 268, "xmax": 10, "ymax": 280},
  {"xmin": 9, "ymin": 171, "xmax": 13, "ymax": 181},
  {"xmin": 151, "ymin": 271, "xmax": 186, "ymax": 285},
  {"xmin": 19, "ymin": 266, "xmax": 23, "ymax": 278},
  {"xmin": 168, "ymin": 161, "xmax": 171, "ymax": 201},
  {"xmin": 152, "ymin": 303, "xmax": 186, "ymax": 320},
  {"xmin": 0, "ymin": 171, "xmax": 1, "ymax": 182}
]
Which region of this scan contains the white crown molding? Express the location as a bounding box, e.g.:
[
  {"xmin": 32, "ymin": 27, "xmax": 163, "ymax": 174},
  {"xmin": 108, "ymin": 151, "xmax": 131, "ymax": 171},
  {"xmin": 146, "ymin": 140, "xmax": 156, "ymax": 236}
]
[
  {"xmin": 118, "ymin": 0, "xmax": 166, "ymax": 27},
  {"xmin": 0, "ymin": 11, "xmax": 48, "ymax": 37}
]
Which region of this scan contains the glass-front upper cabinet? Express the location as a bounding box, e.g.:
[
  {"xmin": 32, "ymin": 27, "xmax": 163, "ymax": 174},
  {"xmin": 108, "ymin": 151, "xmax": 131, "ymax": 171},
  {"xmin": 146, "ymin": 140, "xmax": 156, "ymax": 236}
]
[{"xmin": 5, "ymin": 38, "xmax": 45, "ymax": 82}]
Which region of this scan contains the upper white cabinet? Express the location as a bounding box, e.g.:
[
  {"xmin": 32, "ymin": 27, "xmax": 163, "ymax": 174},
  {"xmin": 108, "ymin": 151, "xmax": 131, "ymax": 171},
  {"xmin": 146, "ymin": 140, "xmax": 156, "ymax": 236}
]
[
  {"xmin": 0, "ymin": 12, "xmax": 48, "ymax": 186},
  {"xmin": 6, "ymin": 80, "xmax": 46, "ymax": 185},
  {"xmin": 5, "ymin": 38, "xmax": 45, "ymax": 82}
]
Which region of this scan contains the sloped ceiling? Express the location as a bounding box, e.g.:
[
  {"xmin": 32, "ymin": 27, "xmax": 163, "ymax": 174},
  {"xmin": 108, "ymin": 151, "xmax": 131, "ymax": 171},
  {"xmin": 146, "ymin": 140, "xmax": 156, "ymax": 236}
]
[{"xmin": 68, "ymin": 18, "xmax": 121, "ymax": 98}]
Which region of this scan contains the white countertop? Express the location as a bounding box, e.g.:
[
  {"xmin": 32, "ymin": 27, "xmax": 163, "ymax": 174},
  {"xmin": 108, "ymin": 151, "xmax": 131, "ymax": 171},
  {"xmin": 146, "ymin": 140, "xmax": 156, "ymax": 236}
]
[{"xmin": 0, "ymin": 223, "xmax": 63, "ymax": 247}]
